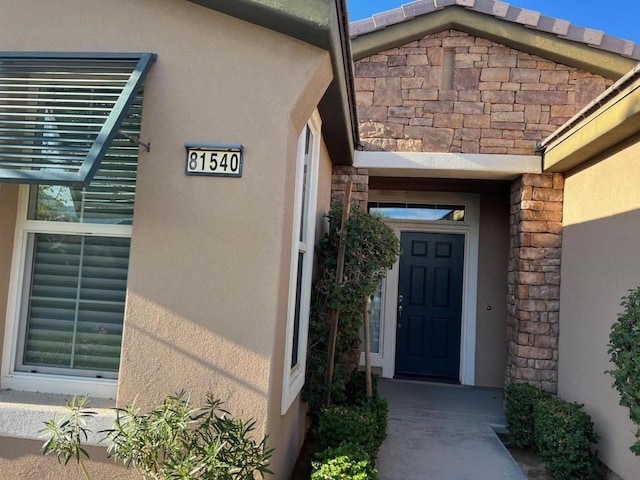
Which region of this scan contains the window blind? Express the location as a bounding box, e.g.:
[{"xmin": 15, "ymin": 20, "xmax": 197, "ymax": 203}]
[{"xmin": 21, "ymin": 234, "xmax": 130, "ymax": 377}]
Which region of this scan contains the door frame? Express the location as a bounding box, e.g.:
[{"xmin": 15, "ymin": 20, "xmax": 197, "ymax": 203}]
[{"xmin": 364, "ymin": 191, "xmax": 480, "ymax": 386}]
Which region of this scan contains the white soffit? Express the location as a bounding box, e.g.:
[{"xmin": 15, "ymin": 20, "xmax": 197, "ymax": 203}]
[{"xmin": 354, "ymin": 151, "xmax": 542, "ymax": 179}]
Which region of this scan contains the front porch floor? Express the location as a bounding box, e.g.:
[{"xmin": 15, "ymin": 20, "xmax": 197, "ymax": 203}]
[{"xmin": 376, "ymin": 379, "xmax": 526, "ymax": 480}]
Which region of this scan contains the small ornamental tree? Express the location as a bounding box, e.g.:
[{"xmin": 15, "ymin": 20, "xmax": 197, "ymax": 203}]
[
  {"xmin": 608, "ymin": 285, "xmax": 640, "ymax": 455},
  {"xmin": 304, "ymin": 205, "xmax": 400, "ymax": 412}
]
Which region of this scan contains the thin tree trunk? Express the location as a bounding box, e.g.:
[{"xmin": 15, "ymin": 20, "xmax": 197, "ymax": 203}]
[
  {"xmin": 363, "ymin": 294, "xmax": 373, "ymax": 398},
  {"xmin": 324, "ymin": 182, "xmax": 352, "ymax": 406}
]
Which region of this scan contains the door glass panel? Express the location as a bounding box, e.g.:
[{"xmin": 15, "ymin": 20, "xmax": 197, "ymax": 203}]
[{"xmin": 362, "ymin": 280, "xmax": 383, "ymax": 354}]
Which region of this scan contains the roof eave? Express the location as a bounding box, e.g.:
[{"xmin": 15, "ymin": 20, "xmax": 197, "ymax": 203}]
[
  {"xmin": 351, "ymin": 7, "xmax": 636, "ymax": 80},
  {"xmin": 542, "ymin": 65, "xmax": 640, "ymax": 172}
]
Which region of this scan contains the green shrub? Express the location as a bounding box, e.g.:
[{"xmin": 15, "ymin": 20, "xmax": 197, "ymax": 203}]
[
  {"xmin": 608, "ymin": 285, "xmax": 640, "ymax": 455},
  {"xmin": 534, "ymin": 397, "xmax": 599, "ymax": 480},
  {"xmin": 505, "ymin": 383, "xmax": 550, "ymax": 448},
  {"xmin": 311, "ymin": 443, "xmax": 377, "ymax": 480},
  {"xmin": 316, "ymin": 397, "xmax": 387, "ymax": 460},
  {"xmin": 42, "ymin": 393, "xmax": 273, "ymax": 480},
  {"xmin": 341, "ymin": 370, "xmax": 379, "ymax": 406}
]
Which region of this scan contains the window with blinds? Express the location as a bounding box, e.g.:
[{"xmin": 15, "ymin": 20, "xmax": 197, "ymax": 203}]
[
  {"xmin": 19, "ymin": 235, "xmax": 130, "ymax": 377},
  {"xmin": 2, "ymin": 54, "xmax": 151, "ymax": 381}
]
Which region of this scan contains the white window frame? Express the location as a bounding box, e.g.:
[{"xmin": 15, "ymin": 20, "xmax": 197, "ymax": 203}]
[
  {"xmin": 1, "ymin": 185, "xmax": 131, "ymax": 398},
  {"xmin": 281, "ymin": 111, "xmax": 321, "ymax": 414}
]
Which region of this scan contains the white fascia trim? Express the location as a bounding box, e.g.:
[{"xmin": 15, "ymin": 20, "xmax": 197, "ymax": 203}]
[{"xmin": 354, "ymin": 151, "xmax": 542, "ymax": 180}]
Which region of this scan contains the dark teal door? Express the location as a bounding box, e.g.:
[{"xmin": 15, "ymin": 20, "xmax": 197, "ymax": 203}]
[{"xmin": 395, "ymin": 232, "xmax": 464, "ymax": 381}]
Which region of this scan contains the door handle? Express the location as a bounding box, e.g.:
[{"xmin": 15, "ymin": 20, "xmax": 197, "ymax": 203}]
[{"xmin": 397, "ymin": 304, "xmax": 403, "ymax": 328}]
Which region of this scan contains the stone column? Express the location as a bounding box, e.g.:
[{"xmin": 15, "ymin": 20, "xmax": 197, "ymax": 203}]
[
  {"xmin": 506, "ymin": 173, "xmax": 563, "ymax": 393},
  {"xmin": 331, "ymin": 165, "xmax": 369, "ymax": 211}
]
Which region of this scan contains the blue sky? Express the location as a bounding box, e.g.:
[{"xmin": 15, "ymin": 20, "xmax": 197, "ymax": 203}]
[{"xmin": 347, "ymin": 1, "xmax": 640, "ymax": 44}]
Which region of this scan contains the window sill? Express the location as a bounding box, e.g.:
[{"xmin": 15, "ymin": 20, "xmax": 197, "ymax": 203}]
[
  {"xmin": 0, "ymin": 389, "xmax": 116, "ymax": 445},
  {"xmin": 1, "ymin": 371, "xmax": 117, "ymax": 398}
]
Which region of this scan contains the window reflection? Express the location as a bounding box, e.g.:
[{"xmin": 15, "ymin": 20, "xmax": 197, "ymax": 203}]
[{"xmin": 368, "ymin": 202, "xmax": 465, "ymax": 222}]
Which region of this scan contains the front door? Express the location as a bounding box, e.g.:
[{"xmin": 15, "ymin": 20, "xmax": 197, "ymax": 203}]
[{"xmin": 395, "ymin": 232, "xmax": 464, "ymax": 381}]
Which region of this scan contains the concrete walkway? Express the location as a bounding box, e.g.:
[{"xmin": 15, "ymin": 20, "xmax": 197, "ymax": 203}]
[{"xmin": 376, "ymin": 379, "xmax": 527, "ymax": 480}]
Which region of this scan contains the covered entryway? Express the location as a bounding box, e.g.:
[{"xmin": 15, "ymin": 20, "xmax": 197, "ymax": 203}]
[{"xmin": 395, "ymin": 232, "xmax": 464, "ymax": 382}]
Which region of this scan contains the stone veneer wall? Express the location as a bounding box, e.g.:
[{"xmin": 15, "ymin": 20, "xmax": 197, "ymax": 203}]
[
  {"xmin": 331, "ymin": 165, "xmax": 369, "ymax": 211},
  {"xmin": 355, "ymin": 29, "xmax": 612, "ymax": 154},
  {"xmin": 507, "ymin": 173, "xmax": 564, "ymax": 393}
]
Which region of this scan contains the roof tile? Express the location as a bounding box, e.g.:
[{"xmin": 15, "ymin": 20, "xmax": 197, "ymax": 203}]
[
  {"xmin": 402, "ymin": 1, "xmax": 438, "ymax": 18},
  {"xmin": 373, "ymin": 8, "xmax": 407, "ymax": 28},
  {"xmin": 349, "ymin": 17, "xmax": 375, "ymax": 36},
  {"xmin": 563, "ymin": 25, "xmax": 604, "ymax": 47},
  {"xmin": 505, "ymin": 7, "xmax": 540, "ymax": 27},
  {"xmin": 536, "ymin": 16, "xmax": 570, "ymax": 36}
]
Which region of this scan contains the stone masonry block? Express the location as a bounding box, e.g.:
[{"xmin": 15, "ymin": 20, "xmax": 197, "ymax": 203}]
[
  {"xmin": 534, "ymin": 335, "xmax": 558, "ymax": 349},
  {"xmin": 453, "ymin": 102, "xmax": 484, "ymax": 114},
  {"xmin": 422, "ymin": 128, "xmax": 454, "ymax": 151},
  {"xmin": 488, "ymin": 54, "xmax": 517, "ymax": 68},
  {"xmin": 510, "ymin": 68, "xmax": 541, "ymax": 83},
  {"xmin": 530, "ymin": 233, "xmax": 562, "ymax": 248},
  {"xmin": 374, "ymin": 77, "xmax": 402, "ymax": 105},
  {"xmin": 516, "ymin": 345, "xmax": 553, "ymax": 360},
  {"xmin": 480, "ymin": 68, "xmax": 510, "ymax": 82},
  {"xmin": 463, "ymin": 115, "xmax": 490, "ymax": 128},
  {"xmin": 520, "ymin": 221, "xmax": 549, "ymax": 233},
  {"xmin": 454, "ymin": 68, "xmax": 481, "ymax": 90},
  {"xmin": 434, "ymin": 113, "xmax": 463, "ymax": 128},
  {"xmin": 516, "ymin": 90, "xmax": 568, "ymax": 105},
  {"xmin": 532, "ymin": 188, "xmax": 563, "ymax": 202},
  {"xmin": 389, "ymin": 106, "xmax": 415, "ymax": 117},
  {"xmin": 528, "ymin": 286, "xmax": 560, "ymax": 300},
  {"xmin": 491, "ymin": 111, "xmax": 525, "ymax": 122},
  {"xmin": 517, "ymin": 271, "xmax": 545, "ymax": 285},
  {"xmin": 520, "ymin": 321, "xmax": 550, "ymax": 335}
]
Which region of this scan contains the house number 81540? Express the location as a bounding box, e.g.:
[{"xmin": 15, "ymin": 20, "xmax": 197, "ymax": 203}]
[{"xmin": 184, "ymin": 144, "xmax": 243, "ymax": 177}]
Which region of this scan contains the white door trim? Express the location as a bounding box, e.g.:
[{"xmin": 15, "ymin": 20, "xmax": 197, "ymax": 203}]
[{"xmin": 364, "ymin": 191, "xmax": 480, "ymax": 386}]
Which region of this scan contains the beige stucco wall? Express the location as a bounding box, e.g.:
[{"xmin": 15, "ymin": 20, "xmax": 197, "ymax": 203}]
[
  {"xmin": 0, "ymin": 0, "xmax": 334, "ymax": 477},
  {"xmin": 559, "ymin": 134, "xmax": 640, "ymax": 480},
  {"xmin": 0, "ymin": 185, "xmax": 19, "ymax": 369},
  {"xmin": 475, "ymin": 190, "xmax": 509, "ymax": 387},
  {"xmin": 0, "ymin": 437, "xmax": 136, "ymax": 480}
]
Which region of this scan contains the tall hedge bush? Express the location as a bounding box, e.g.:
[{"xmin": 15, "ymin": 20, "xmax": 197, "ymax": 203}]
[
  {"xmin": 505, "ymin": 383, "xmax": 550, "ymax": 448},
  {"xmin": 534, "ymin": 397, "xmax": 599, "ymax": 480},
  {"xmin": 304, "ymin": 205, "xmax": 399, "ymax": 412},
  {"xmin": 608, "ymin": 285, "xmax": 640, "ymax": 455}
]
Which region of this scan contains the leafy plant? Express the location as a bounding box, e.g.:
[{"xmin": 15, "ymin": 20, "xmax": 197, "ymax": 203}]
[
  {"xmin": 41, "ymin": 395, "xmax": 96, "ymax": 480},
  {"xmin": 304, "ymin": 205, "xmax": 399, "ymax": 412},
  {"xmin": 504, "ymin": 383, "xmax": 550, "ymax": 448},
  {"xmin": 42, "ymin": 392, "xmax": 273, "ymax": 480},
  {"xmin": 608, "ymin": 285, "xmax": 640, "ymax": 455},
  {"xmin": 311, "ymin": 443, "xmax": 377, "ymax": 480},
  {"xmin": 534, "ymin": 397, "xmax": 599, "ymax": 480},
  {"xmin": 316, "ymin": 397, "xmax": 387, "ymax": 460}
]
